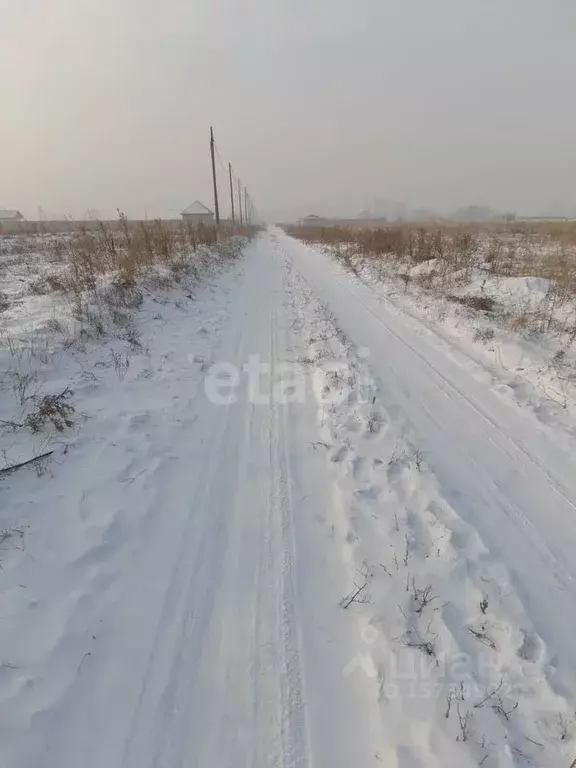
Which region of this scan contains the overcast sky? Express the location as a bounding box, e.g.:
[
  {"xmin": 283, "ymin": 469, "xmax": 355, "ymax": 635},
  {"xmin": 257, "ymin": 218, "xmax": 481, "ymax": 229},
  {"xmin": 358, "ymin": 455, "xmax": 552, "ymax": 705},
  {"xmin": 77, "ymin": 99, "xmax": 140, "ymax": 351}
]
[{"xmin": 2, "ymin": 0, "xmax": 576, "ymax": 221}]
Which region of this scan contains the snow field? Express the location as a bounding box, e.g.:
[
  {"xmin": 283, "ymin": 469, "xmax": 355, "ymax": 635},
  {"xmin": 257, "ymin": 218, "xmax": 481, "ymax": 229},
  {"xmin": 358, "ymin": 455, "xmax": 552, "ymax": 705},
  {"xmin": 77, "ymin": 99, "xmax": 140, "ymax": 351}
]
[{"xmin": 2, "ymin": 228, "xmax": 576, "ymax": 766}]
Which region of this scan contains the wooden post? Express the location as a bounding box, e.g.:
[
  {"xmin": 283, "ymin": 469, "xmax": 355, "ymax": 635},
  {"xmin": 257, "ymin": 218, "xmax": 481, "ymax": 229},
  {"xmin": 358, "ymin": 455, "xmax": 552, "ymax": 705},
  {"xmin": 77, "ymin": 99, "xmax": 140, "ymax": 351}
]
[
  {"xmin": 228, "ymin": 163, "xmax": 235, "ymax": 225},
  {"xmin": 244, "ymin": 187, "xmax": 249, "ymax": 225},
  {"xmin": 238, "ymin": 178, "xmax": 243, "ymax": 225},
  {"xmin": 210, "ymin": 126, "xmax": 220, "ymax": 227}
]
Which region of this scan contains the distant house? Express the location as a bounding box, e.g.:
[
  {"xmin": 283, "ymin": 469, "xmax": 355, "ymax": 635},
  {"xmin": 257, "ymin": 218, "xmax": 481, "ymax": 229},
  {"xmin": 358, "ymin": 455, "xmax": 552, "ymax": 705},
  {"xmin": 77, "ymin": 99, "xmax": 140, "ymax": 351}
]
[
  {"xmin": 0, "ymin": 209, "xmax": 25, "ymax": 221},
  {"xmin": 300, "ymin": 213, "xmax": 323, "ymax": 226},
  {"xmin": 181, "ymin": 201, "xmax": 214, "ymax": 226}
]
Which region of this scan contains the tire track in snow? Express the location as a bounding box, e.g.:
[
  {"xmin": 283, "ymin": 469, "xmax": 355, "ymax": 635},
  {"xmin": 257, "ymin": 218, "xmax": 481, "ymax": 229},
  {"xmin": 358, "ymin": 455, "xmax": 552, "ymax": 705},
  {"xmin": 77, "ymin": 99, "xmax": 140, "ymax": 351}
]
[
  {"xmin": 120, "ymin": 320, "xmax": 248, "ymax": 768},
  {"xmin": 269, "ymin": 309, "xmax": 311, "ymax": 768}
]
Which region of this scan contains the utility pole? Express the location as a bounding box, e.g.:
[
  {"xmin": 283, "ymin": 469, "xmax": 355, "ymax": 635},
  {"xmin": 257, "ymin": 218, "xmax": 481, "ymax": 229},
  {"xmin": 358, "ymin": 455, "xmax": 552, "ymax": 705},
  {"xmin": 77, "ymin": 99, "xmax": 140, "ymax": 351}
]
[
  {"xmin": 237, "ymin": 179, "xmax": 243, "ymax": 225},
  {"xmin": 210, "ymin": 126, "xmax": 220, "ymax": 227},
  {"xmin": 244, "ymin": 187, "xmax": 249, "ymax": 225},
  {"xmin": 228, "ymin": 163, "xmax": 235, "ymax": 224}
]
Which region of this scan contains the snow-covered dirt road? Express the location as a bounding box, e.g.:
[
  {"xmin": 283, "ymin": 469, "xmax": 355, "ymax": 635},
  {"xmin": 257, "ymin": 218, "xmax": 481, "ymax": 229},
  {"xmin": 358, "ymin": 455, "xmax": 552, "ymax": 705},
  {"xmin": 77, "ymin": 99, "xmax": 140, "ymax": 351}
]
[{"xmin": 2, "ymin": 229, "xmax": 576, "ymax": 767}]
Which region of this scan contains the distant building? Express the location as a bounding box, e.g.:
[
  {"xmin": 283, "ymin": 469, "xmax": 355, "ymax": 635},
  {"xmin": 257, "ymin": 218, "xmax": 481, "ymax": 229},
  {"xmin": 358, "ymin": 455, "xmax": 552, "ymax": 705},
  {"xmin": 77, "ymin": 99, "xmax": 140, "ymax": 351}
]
[
  {"xmin": 300, "ymin": 213, "xmax": 333, "ymax": 227},
  {"xmin": 299, "ymin": 212, "xmax": 388, "ymax": 228},
  {"xmin": 181, "ymin": 201, "xmax": 214, "ymax": 226},
  {"xmin": 0, "ymin": 209, "xmax": 25, "ymax": 221}
]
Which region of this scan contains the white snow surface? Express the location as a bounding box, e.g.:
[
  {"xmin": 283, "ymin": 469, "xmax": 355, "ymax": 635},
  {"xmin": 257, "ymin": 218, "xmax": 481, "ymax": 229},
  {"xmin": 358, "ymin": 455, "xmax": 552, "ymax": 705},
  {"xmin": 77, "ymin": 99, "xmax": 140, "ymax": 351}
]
[{"xmin": 2, "ymin": 229, "xmax": 576, "ymax": 767}]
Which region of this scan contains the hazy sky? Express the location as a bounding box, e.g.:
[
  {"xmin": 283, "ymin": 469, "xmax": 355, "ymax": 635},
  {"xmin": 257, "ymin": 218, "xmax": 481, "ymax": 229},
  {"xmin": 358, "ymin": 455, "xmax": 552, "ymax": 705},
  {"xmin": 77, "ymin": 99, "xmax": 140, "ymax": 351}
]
[{"xmin": 2, "ymin": 0, "xmax": 576, "ymax": 221}]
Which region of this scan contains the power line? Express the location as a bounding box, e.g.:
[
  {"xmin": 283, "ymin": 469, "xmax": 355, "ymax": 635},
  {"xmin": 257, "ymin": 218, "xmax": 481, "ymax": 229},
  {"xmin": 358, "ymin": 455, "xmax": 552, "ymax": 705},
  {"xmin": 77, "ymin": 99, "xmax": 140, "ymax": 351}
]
[
  {"xmin": 208, "ymin": 126, "xmax": 257, "ymax": 228},
  {"xmin": 209, "ymin": 126, "xmax": 220, "ymax": 227},
  {"xmin": 214, "ymin": 142, "xmax": 228, "ymax": 175},
  {"xmin": 229, "ymin": 163, "xmax": 235, "ymax": 224}
]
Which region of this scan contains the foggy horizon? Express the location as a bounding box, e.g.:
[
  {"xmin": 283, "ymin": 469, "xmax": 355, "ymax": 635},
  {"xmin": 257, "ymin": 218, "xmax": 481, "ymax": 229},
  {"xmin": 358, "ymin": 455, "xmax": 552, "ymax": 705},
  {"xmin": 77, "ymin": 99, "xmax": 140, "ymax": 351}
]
[{"xmin": 2, "ymin": 0, "xmax": 576, "ymax": 222}]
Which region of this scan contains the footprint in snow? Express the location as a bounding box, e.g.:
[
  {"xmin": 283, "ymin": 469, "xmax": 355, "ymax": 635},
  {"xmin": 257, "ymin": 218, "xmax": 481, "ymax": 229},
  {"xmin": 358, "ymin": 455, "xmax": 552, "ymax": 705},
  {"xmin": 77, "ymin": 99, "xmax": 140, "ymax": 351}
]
[
  {"xmin": 329, "ymin": 445, "xmax": 349, "ymax": 463},
  {"xmin": 517, "ymin": 628, "xmax": 544, "ymax": 663},
  {"xmin": 126, "ymin": 412, "xmax": 151, "ymax": 432},
  {"xmin": 354, "ymin": 486, "xmax": 381, "ymax": 501},
  {"xmin": 351, "ymin": 456, "xmax": 368, "ymax": 482}
]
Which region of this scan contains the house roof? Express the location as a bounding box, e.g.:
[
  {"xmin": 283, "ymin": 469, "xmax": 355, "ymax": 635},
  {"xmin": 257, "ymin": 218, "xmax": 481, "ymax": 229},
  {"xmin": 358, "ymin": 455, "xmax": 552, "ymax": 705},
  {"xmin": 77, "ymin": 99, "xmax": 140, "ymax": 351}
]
[
  {"xmin": 181, "ymin": 201, "xmax": 213, "ymax": 216},
  {"xmin": 0, "ymin": 209, "xmax": 24, "ymax": 220}
]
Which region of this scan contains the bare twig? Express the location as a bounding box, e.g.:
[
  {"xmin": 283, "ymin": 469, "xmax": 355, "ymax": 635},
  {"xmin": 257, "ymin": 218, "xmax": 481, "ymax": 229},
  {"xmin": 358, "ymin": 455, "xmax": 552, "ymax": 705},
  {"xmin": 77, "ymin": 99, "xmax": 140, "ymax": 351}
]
[
  {"xmin": 411, "ymin": 580, "xmax": 438, "ymax": 615},
  {"xmin": 456, "ymin": 703, "xmax": 471, "ymax": 742},
  {"xmin": 339, "ymin": 572, "xmax": 371, "ymax": 610},
  {"xmin": 397, "ymin": 604, "xmax": 409, "ymax": 621},
  {"xmin": 401, "ymin": 628, "xmax": 438, "ymax": 659},
  {"xmin": 310, "ymin": 440, "xmax": 330, "ymax": 451},
  {"xmin": 403, "ymin": 534, "xmax": 410, "ymax": 566},
  {"xmin": 445, "ymin": 691, "xmax": 454, "ymax": 719},
  {"xmin": 474, "ymin": 679, "xmax": 504, "ymax": 709},
  {"xmin": 0, "ymin": 419, "xmax": 24, "ymax": 430},
  {"xmin": 425, "ymin": 607, "xmax": 440, "ymax": 634},
  {"xmin": 469, "ymin": 626, "xmax": 497, "ymax": 650},
  {"xmin": 511, "ymin": 745, "xmax": 531, "ymax": 763},
  {"xmin": 0, "ymin": 450, "xmax": 54, "ymax": 478},
  {"xmin": 492, "ymin": 695, "xmax": 518, "ymax": 721},
  {"xmin": 412, "ymin": 448, "xmax": 423, "ymax": 471},
  {"xmin": 24, "ymin": 387, "xmax": 74, "ymax": 433},
  {"xmin": 425, "ymin": 531, "xmax": 447, "ymax": 559}
]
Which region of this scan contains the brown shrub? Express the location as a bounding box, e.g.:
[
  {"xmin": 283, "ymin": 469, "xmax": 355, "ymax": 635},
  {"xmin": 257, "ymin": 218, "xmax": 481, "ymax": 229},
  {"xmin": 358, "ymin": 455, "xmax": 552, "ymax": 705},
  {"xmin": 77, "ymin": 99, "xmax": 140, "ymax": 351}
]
[
  {"xmin": 286, "ymin": 221, "xmax": 576, "ymax": 337},
  {"xmin": 448, "ymin": 295, "xmax": 496, "ymax": 313}
]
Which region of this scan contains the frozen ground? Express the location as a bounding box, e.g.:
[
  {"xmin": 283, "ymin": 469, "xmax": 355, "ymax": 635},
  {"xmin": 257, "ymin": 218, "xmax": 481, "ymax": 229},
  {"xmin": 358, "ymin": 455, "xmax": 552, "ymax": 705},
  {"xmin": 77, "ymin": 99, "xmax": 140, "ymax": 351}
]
[{"xmin": 2, "ymin": 229, "xmax": 576, "ymax": 766}]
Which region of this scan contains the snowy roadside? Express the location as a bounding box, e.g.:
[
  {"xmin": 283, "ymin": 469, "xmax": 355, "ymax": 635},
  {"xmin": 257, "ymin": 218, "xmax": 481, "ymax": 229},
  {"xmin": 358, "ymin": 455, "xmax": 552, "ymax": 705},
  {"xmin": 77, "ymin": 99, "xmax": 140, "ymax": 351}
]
[
  {"xmin": 0, "ymin": 229, "xmax": 247, "ymax": 471},
  {"xmin": 356, "ymin": 259, "xmax": 576, "ymax": 427},
  {"xmin": 275, "ymin": 228, "xmax": 576, "ymax": 767},
  {"xmin": 0, "ymin": 231, "xmax": 252, "ymax": 765},
  {"xmin": 0, "ymin": 228, "xmax": 247, "ymax": 580},
  {"xmin": 290, "ymin": 231, "xmax": 576, "ymax": 437}
]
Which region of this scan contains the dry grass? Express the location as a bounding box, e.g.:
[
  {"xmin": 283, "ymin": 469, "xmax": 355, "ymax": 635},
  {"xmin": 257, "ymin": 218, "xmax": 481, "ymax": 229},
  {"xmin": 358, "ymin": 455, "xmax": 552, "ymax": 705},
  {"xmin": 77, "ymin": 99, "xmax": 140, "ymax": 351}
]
[
  {"xmin": 286, "ymin": 222, "xmax": 576, "ymax": 341},
  {"xmin": 55, "ymin": 217, "xmax": 232, "ymax": 290},
  {"xmin": 0, "ymin": 217, "xmax": 256, "ymax": 447},
  {"xmin": 0, "ymin": 215, "xmax": 255, "ymax": 347},
  {"xmin": 21, "ymin": 217, "xmax": 257, "ymax": 337}
]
